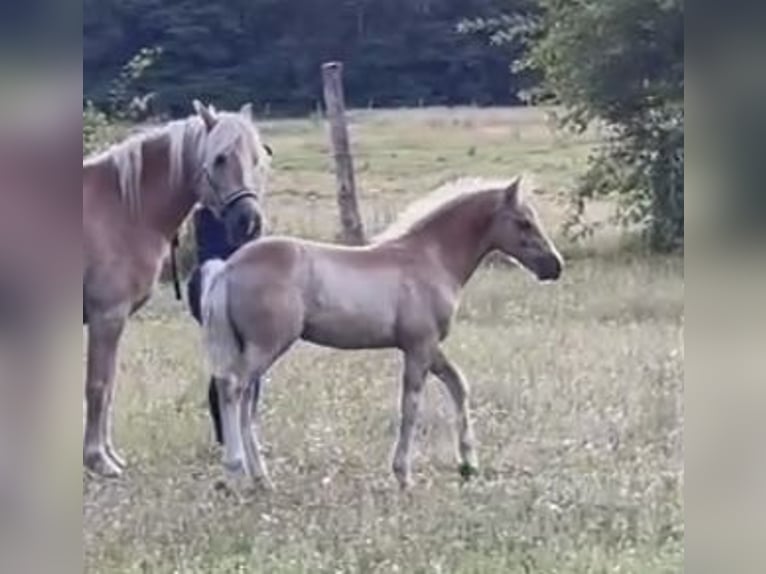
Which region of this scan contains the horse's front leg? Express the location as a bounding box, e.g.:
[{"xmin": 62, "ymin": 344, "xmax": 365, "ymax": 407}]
[
  {"xmin": 83, "ymin": 311, "xmax": 127, "ymax": 477},
  {"xmin": 392, "ymin": 345, "xmax": 434, "ymax": 489},
  {"xmin": 431, "ymin": 349, "xmax": 478, "ymax": 480}
]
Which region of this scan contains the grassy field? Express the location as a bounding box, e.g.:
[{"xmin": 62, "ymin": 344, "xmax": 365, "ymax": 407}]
[{"xmin": 83, "ymin": 107, "xmax": 683, "ymax": 573}]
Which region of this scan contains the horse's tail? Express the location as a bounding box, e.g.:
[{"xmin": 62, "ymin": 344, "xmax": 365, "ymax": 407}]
[{"xmin": 200, "ymin": 259, "xmax": 243, "ymax": 378}]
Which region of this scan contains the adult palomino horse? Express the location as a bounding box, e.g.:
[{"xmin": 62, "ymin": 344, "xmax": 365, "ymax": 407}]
[
  {"xmin": 83, "ymin": 101, "xmax": 272, "ymax": 477},
  {"xmin": 200, "ymin": 176, "xmax": 563, "ymax": 489}
]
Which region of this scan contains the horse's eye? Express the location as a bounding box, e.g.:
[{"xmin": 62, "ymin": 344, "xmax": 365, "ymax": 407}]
[
  {"xmin": 518, "ymin": 219, "xmax": 533, "ymax": 232},
  {"xmin": 214, "ymin": 154, "xmax": 226, "ymax": 167}
]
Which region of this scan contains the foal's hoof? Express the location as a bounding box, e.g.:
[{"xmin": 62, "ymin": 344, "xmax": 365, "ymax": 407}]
[
  {"xmin": 458, "ymin": 463, "xmax": 479, "ymax": 481},
  {"xmin": 252, "ymin": 475, "xmax": 274, "ymax": 492},
  {"xmin": 84, "ymin": 451, "xmax": 123, "ymax": 478},
  {"xmin": 223, "ymin": 459, "xmax": 247, "ymax": 477}
]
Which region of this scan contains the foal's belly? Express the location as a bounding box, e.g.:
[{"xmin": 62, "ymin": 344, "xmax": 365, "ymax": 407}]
[
  {"xmin": 302, "ymin": 288, "xmax": 398, "ymax": 349},
  {"xmin": 302, "ymin": 321, "xmax": 395, "ymax": 349}
]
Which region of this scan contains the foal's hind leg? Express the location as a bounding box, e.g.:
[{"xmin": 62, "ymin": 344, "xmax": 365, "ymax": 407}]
[
  {"xmin": 239, "ymin": 372, "xmax": 272, "ymax": 490},
  {"xmin": 83, "ymin": 312, "xmax": 127, "ymax": 477},
  {"xmin": 213, "ymin": 375, "xmax": 247, "ymax": 476},
  {"xmin": 431, "ymin": 349, "xmax": 478, "ymax": 479}
]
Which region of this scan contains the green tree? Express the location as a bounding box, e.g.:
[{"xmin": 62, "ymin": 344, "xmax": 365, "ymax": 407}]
[
  {"xmin": 467, "ymin": 0, "xmax": 684, "ymax": 251},
  {"xmin": 84, "ymin": 0, "xmax": 523, "ymax": 116}
]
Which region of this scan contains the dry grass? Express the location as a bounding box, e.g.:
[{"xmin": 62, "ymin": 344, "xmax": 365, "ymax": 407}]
[{"xmin": 83, "ymin": 107, "xmax": 683, "ymax": 573}]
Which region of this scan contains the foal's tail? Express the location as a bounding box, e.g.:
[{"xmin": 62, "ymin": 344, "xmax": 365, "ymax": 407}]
[{"xmin": 200, "ymin": 259, "xmax": 243, "ymax": 378}]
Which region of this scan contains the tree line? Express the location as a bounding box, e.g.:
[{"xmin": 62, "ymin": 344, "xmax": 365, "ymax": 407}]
[{"xmin": 84, "ymin": 0, "xmax": 531, "ymax": 117}]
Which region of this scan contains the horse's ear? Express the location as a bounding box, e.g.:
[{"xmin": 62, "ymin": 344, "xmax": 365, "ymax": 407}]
[
  {"xmin": 263, "ymin": 143, "xmax": 274, "ymax": 157},
  {"xmin": 504, "ymin": 176, "xmax": 522, "ymax": 205},
  {"xmin": 240, "ymin": 103, "xmax": 254, "ymax": 121},
  {"xmin": 193, "ymin": 99, "xmax": 217, "ymax": 131}
]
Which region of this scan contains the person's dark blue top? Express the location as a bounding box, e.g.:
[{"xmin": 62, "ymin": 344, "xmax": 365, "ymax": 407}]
[
  {"xmin": 187, "ymin": 206, "xmax": 237, "ymax": 323},
  {"xmin": 194, "ymin": 206, "xmax": 239, "ymax": 262}
]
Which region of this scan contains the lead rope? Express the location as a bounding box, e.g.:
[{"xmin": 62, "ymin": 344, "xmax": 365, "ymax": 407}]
[{"xmin": 170, "ymin": 233, "xmax": 182, "ymax": 302}]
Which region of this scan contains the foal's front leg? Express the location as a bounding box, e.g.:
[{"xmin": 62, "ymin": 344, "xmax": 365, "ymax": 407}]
[
  {"xmin": 392, "ymin": 346, "xmax": 433, "ymax": 489},
  {"xmin": 431, "ymin": 349, "xmax": 479, "ymax": 479}
]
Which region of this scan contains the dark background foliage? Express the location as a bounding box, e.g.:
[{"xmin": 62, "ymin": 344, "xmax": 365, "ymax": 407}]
[{"xmin": 83, "ymin": 0, "xmax": 532, "ymax": 116}]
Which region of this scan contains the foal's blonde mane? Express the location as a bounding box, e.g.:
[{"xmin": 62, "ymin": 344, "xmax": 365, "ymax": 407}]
[
  {"xmin": 374, "ymin": 176, "xmax": 528, "ymax": 243},
  {"xmin": 83, "ymin": 110, "xmax": 269, "ymax": 212}
]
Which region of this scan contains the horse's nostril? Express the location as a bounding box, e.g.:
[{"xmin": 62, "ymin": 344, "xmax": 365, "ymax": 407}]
[{"xmin": 251, "ymin": 214, "xmax": 262, "ymax": 237}]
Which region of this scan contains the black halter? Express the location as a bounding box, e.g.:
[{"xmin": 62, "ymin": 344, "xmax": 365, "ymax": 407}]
[{"xmin": 201, "ymin": 168, "xmax": 259, "ymax": 219}]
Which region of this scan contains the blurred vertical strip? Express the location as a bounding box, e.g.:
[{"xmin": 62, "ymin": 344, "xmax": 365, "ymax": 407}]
[
  {"xmin": 0, "ymin": 0, "xmax": 81, "ymax": 573},
  {"xmin": 687, "ymin": 2, "xmax": 766, "ymax": 574}
]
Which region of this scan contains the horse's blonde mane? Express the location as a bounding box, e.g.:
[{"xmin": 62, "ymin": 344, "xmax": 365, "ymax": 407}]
[
  {"xmin": 374, "ymin": 176, "xmax": 527, "ymax": 243},
  {"xmin": 83, "ymin": 111, "xmax": 269, "ymax": 212}
]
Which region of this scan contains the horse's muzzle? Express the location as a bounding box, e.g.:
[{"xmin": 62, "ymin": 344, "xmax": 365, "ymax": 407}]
[
  {"xmin": 223, "ymin": 196, "xmax": 263, "ymax": 247},
  {"xmin": 535, "ymin": 254, "xmax": 563, "ymax": 281}
]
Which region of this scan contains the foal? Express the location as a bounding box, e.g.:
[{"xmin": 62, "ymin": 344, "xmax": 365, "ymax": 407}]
[{"xmin": 200, "ymin": 176, "xmax": 563, "ymax": 489}]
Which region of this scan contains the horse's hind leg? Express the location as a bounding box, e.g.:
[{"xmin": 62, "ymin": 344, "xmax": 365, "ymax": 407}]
[
  {"xmin": 83, "ymin": 312, "xmax": 127, "ymax": 477},
  {"xmin": 430, "ymin": 349, "xmax": 478, "ymax": 479}
]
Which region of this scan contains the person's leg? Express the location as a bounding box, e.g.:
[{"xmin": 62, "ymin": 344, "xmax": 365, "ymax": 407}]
[
  {"xmin": 208, "ymin": 378, "xmax": 224, "ymax": 444},
  {"xmin": 186, "ymin": 265, "xmax": 203, "ymax": 325}
]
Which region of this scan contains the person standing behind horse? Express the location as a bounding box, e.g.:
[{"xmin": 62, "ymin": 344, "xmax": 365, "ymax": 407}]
[{"xmin": 186, "ymin": 205, "xmax": 260, "ymax": 445}]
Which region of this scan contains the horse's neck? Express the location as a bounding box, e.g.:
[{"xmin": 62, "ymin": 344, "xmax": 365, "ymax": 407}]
[
  {"xmin": 139, "ymin": 133, "xmax": 198, "ymax": 240},
  {"xmin": 410, "ymin": 195, "xmax": 496, "ymax": 286}
]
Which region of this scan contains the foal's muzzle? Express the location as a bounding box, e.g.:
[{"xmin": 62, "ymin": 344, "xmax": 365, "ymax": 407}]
[
  {"xmin": 223, "ymin": 196, "xmax": 263, "ymax": 247},
  {"xmin": 535, "ymin": 254, "xmax": 563, "ymax": 281}
]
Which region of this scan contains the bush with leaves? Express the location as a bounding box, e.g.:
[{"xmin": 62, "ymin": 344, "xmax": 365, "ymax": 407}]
[
  {"xmin": 464, "ymin": 0, "xmax": 684, "ymax": 251},
  {"xmin": 83, "ymin": 103, "xmax": 112, "ymax": 155}
]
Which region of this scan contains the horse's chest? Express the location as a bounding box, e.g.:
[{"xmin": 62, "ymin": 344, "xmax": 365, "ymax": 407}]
[{"xmin": 85, "ymin": 236, "xmax": 167, "ymax": 314}]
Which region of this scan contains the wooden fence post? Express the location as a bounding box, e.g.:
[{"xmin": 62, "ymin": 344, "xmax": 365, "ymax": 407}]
[{"xmin": 321, "ymin": 61, "xmax": 366, "ymax": 245}]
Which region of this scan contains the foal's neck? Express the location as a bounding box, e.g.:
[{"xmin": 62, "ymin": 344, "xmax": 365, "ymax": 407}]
[{"xmin": 412, "ymin": 193, "xmax": 498, "ymax": 286}]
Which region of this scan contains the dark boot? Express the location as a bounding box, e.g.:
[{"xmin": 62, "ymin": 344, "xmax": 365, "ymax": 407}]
[{"xmin": 208, "ymin": 378, "xmax": 224, "ymax": 445}]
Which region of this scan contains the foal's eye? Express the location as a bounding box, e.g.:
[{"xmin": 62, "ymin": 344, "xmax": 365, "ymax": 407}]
[
  {"xmin": 518, "ymin": 219, "xmax": 533, "ymax": 232},
  {"xmin": 214, "ymin": 154, "xmax": 226, "ymax": 167}
]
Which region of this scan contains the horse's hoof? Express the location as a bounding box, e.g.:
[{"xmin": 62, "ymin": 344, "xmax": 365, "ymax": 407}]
[
  {"xmin": 84, "ymin": 451, "xmax": 123, "ymax": 478},
  {"xmin": 106, "ymin": 446, "xmax": 126, "ymax": 468},
  {"xmin": 458, "ymin": 462, "xmax": 479, "ymax": 481}
]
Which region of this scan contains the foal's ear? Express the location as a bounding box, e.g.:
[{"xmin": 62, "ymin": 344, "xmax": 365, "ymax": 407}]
[
  {"xmin": 263, "ymin": 143, "xmax": 274, "ymax": 157},
  {"xmin": 504, "ymin": 176, "xmax": 522, "ymax": 205},
  {"xmin": 193, "ymin": 99, "xmax": 217, "ymax": 131},
  {"xmin": 240, "ymin": 103, "xmax": 254, "ymax": 121}
]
